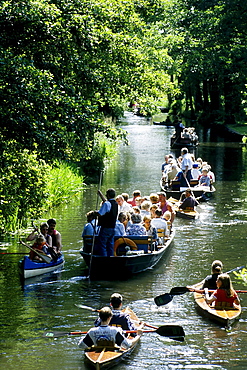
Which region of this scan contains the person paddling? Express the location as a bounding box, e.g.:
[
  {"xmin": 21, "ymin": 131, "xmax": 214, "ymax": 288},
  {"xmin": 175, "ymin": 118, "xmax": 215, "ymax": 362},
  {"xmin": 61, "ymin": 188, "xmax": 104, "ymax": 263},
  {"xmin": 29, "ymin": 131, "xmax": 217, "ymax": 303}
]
[
  {"xmin": 202, "ymin": 260, "xmax": 223, "ymax": 290},
  {"xmin": 204, "ymin": 273, "xmax": 240, "ymax": 309}
]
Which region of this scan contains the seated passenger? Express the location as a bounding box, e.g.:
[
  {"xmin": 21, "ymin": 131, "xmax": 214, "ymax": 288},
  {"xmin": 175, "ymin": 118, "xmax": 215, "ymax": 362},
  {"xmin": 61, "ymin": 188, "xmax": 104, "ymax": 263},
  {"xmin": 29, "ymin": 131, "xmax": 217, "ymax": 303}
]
[
  {"xmin": 82, "ymin": 210, "xmax": 100, "ymax": 237},
  {"xmin": 150, "ymin": 204, "xmax": 158, "ymax": 219},
  {"xmin": 127, "ymin": 190, "xmax": 141, "ymax": 206},
  {"xmin": 198, "ymin": 168, "xmax": 211, "ymax": 187},
  {"xmin": 143, "ymin": 215, "xmax": 158, "ymax": 241},
  {"xmin": 132, "ymin": 206, "xmax": 141, "ymax": 214},
  {"xmin": 191, "ymin": 163, "xmax": 201, "ymax": 180},
  {"xmin": 202, "ymin": 260, "xmax": 223, "ymax": 290},
  {"xmin": 47, "ymin": 218, "xmax": 62, "ymax": 254},
  {"xmin": 126, "ymin": 213, "xmax": 147, "ymax": 236},
  {"xmin": 27, "ymin": 222, "xmax": 52, "ymax": 248},
  {"xmin": 114, "ymin": 212, "xmax": 127, "ymax": 236},
  {"xmin": 140, "ymin": 200, "xmax": 151, "ymax": 217},
  {"xmin": 204, "ymin": 274, "xmax": 240, "ymax": 308},
  {"xmin": 179, "ymin": 189, "xmax": 199, "ymax": 211},
  {"xmin": 149, "ymin": 193, "xmax": 159, "ymax": 204},
  {"xmin": 78, "ymin": 307, "xmax": 139, "ymax": 350},
  {"xmin": 151, "ymin": 209, "xmax": 168, "ymax": 238},
  {"xmin": 29, "ymin": 234, "xmax": 50, "ymax": 261},
  {"xmin": 116, "ymin": 195, "xmax": 132, "ymax": 213}
]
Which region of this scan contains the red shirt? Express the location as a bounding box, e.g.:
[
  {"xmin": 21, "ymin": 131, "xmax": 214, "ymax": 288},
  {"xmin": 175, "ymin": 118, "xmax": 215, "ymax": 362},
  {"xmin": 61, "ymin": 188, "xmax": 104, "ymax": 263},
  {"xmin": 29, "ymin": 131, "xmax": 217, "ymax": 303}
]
[{"xmin": 212, "ymin": 289, "xmax": 238, "ymax": 306}]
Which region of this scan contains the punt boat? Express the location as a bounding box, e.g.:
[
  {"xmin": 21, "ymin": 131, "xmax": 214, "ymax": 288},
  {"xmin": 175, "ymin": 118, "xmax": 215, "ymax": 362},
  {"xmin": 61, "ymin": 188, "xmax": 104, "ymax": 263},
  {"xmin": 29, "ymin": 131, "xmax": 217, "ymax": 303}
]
[
  {"xmin": 160, "ymin": 178, "xmax": 216, "ymax": 201},
  {"xmin": 19, "ymin": 254, "xmax": 65, "ymax": 279},
  {"xmin": 170, "ymin": 134, "xmax": 199, "ymax": 149},
  {"xmin": 84, "ymin": 307, "xmax": 142, "ymax": 369},
  {"xmin": 193, "ymin": 282, "xmax": 241, "ymax": 327},
  {"xmin": 168, "ymin": 197, "xmax": 199, "ymax": 220},
  {"xmin": 80, "ymin": 230, "xmax": 175, "ymax": 280}
]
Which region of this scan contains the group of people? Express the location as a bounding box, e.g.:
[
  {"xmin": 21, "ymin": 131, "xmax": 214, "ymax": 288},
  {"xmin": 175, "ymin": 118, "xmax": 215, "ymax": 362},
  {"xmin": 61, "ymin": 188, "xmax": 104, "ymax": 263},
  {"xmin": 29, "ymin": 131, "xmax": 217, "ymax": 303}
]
[
  {"xmin": 161, "ymin": 147, "xmax": 215, "ymax": 189},
  {"xmin": 27, "ymin": 218, "xmax": 62, "ymax": 261},
  {"xmin": 78, "ymin": 293, "xmax": 143, "ymax": 350},
  {"xmin": 82, "ymin": 188, "xmax": 175, "ymax": 257},
  {"xmin": 188, "ymin": 260, "xmax": 240, "ymax": 309}
]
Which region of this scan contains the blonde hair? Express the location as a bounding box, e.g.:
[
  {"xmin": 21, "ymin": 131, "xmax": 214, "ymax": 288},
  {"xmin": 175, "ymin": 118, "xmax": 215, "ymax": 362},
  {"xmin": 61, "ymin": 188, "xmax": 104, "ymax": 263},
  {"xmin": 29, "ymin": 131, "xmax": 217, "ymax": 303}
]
[{"xmin": 163, "ymin": 211, "xmax": 171, "ymax": 221}]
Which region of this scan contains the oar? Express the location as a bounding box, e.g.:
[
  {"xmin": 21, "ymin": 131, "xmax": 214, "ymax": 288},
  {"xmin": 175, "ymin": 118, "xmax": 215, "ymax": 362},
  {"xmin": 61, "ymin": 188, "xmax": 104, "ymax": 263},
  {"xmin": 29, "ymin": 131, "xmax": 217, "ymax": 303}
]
[
  {"xmin": 20, "ymin": 240, "xmax": 52, "ymax": 264},
  {"xmin": 154, "ymin": 265, "xmax": 246, "ymax": 306},
  {"xmin": 75, "ymin": 304, "xmax": 162, "ymax": 331},
  {"xmin": 44, "ymin": 324, "xmax": 185, "ymax": 341}
]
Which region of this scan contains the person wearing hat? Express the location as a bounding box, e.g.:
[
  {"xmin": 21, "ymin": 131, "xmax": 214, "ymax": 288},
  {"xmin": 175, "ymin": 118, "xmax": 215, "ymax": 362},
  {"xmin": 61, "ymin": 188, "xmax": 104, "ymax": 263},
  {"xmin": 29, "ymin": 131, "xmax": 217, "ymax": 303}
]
[
  {"xmin": 94, "ymin": 293, "xmax": 139, "ymax": 333},
  {"xmin": 191, "ymin": 163, "xmax": 201, "ymax": 180},
  {"xmin": 179, "ymin": 189, "xmax": 199, "ymax": 211}
]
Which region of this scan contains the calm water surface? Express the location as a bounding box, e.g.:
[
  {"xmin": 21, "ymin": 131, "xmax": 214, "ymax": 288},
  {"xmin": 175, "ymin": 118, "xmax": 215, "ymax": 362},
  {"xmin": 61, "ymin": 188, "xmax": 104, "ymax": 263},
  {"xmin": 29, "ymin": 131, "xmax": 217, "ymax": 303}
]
[{"xmin": 1, "ymin": 112, "xmax": 247, "ymax": 369}]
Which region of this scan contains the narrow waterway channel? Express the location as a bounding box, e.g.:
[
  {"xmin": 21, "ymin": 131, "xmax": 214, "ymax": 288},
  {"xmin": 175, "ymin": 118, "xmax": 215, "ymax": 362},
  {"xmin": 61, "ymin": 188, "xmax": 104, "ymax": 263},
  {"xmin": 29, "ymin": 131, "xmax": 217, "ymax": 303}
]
[{"xmin": 1, "ymin": 112, "xmax": 247, "ymax": 369}]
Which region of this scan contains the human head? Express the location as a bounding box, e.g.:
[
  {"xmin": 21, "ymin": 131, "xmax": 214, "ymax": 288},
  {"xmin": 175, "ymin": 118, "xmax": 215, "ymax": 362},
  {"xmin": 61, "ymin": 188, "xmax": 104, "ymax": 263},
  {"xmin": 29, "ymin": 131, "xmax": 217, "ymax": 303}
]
[
  {"xmin": 157, "ymin": 192, "xmax": 166, "ymax": 202},
  {"xmin": 211, "ymin": 260, "xmax": 223, "ymax": 274},
  {"xmin": 122, "ymin": 193, "xmax": 129, "ymax": 202},
  {"xmin": 118, "ymin": 212, "xmax": 127, "ymax": 223},
  {"xmin": 40, "ymin": 222, "xmax": 49, "ymax": 234},
  {"xmin": 131, "ymin": 213, "xmax": 142, "ymax": 223},
  {"xmin": 36, "ymin": 234, "xmax": 46, "ymax": 244},
  {"xmin": 181, "ymin": 147, "xmax": 188, "ymax": 155},
  {"xmin": 141, "ymin": 200, "xmax": 151, "ymax": 211},
  {"xmin": 143, "ymin": 215, "xmax": 151, "ymax": 229},
  {"xmin": 132, "ymin": 206, "xmax": 140, "ymax": 214},
  {"xmin": 185, "ymin": 189, "xmax": 192, "ymax": 197},
  {"xmin": 154, "ymin": 209, "xmax": 163, "ymax": 218},
  {"xmin": 110, "ymin": 293, "xmax": 123, "ymax": 309},
  {"xmin": 106, "ymin": 188, "xmax": 116, "ymax": 199},
  {"xmin": 163, "ymin": 211, "xmax": 171, "ymax": 221},
  {"xmin": 216, "ymin": 273, "xmax": 232, "ymax": 291},
  {"xmin": 116, "ymin": 195, "xmax": 124, "ymax": 206},
  {"xmin": 150, "ymin": 204, "xmax": 158, "ymax": 218},
  {"xmin": 149, "ymin": 193, "xmax": 159, "ymax": 204},
  {"xmin": 99, "ymin": 306, "xmax": 113, "ymax": 322},
  {"xmin": 193, "ymin": 163, "xmax": 199, "ymax": 169},
  {"xmin": 86, "ymin": 210, "xmax": 96, "ymax": 222},
  {"xmin": 133, "ymin": 190, "xmax": 141, "ymax": 198},
  {"xmin": 202, "ymin": 168, "xmax": 208, "ymax": 175},
  {"xmin": 47, "ymin": 218, "xmax": 56, "ymax": 232},
  {"xmin": 135, "ymin": 196, "xmax": 142, "ymax": 206}
]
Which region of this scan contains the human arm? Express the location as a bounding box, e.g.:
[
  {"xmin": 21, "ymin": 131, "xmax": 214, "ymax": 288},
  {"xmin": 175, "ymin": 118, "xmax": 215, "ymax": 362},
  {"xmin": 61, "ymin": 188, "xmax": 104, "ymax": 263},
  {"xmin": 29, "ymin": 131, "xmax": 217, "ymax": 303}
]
[
  {"xmin": 78, "ymin": 333, "xmax": 94, "ymax": 349},
  {"xmin": 26, "ymin": 228, "xmax": 38, "ymax": 241}
]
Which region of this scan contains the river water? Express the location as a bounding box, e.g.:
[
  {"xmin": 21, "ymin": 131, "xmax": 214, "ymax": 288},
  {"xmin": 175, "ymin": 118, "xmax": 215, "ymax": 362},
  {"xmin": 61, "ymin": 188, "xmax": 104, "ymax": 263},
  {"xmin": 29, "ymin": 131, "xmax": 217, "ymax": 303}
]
[{"xmin": 1, "ymin": 112, "xmax": 247, "ymax": 369}]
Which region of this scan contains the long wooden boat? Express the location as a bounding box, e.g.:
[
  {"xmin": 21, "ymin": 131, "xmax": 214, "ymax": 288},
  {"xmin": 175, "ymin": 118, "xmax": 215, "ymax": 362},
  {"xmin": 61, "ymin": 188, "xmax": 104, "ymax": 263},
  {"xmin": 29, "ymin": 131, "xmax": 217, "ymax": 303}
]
[
  {"xmin": 193, "ymin": 281, "xmax": 241, "ymax": 327},
  {"xmin": 84, "ymin": 307, "xmax": 142, "ymax": 370},
  {"xmin": 80, "ymin": 230, "xmax": 175, "ymax": 280},
  {"xmin": 170, "ymin": 134, "xmax": 199, "ymax": 149},
  {"xmin": 160, "ymin": 177, "xmax": 216, "ymax": 201},
  {"xmin": 19, "ymin": 254, "xmax": 65, "ymax": 279}
]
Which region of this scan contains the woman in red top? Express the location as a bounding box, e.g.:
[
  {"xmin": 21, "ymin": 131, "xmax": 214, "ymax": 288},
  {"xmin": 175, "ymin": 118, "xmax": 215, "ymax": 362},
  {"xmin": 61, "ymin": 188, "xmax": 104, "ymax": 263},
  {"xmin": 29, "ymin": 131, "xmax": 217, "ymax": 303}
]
[{"xmin": 205, "ymin": 273, "xmax": 240, "ymax": 308}]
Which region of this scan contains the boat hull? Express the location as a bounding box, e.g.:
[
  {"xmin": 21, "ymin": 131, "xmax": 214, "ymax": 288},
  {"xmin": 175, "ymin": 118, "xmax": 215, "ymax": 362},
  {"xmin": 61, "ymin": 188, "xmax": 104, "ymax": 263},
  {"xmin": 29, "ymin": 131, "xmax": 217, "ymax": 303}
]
[
  {"xmin": 84, "ymin": 308, "xmax": 141, "ymax": 370},
  {"xmin": 19, "ymin": 254, "xmax": 65, "ymax": 279},
  {"xmin": 193, "ymin": 282, "xmax": 241, "ymax": 326},
  {"xmin": 80, "ymin": 231, "xmax": 175, "ymax": 280},
  {"xmin": 160, "ymin": 178, "xmax": 216, "ymax": 200}
]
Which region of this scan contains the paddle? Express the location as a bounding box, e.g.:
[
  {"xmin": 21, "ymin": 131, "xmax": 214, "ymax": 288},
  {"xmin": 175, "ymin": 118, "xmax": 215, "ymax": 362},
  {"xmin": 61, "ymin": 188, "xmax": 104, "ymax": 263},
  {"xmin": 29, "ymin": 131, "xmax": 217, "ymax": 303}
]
[
  {"xmin": 20, "ymin": 240, "xmax": 52, "ymax": 264},
  {"xmin": 154, "ymin": 265, "xmax": 245, "ymax": 306},
  {"xmin": 44, "ymin": 324, "xmax": 185, "ymax": 341},
  {"xmin": 75, "ymin": 304, "xmax": 163, "ymax": 331}
]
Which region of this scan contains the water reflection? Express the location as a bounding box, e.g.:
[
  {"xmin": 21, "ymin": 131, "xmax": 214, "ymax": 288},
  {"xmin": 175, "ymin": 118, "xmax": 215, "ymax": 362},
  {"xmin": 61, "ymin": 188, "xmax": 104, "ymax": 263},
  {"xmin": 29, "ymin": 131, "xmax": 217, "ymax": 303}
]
[{"xmin": 1, "ymin": 114, "xmax": 247, "ymax": 369}]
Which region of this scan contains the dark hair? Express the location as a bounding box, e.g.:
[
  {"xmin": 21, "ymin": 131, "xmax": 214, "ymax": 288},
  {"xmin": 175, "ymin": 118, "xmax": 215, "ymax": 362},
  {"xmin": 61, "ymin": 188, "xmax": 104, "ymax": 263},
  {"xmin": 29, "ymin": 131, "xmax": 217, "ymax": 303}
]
[
  {"xmin": 155, "ymin": 209, "xmax": 163, "ymax": 217},
  {"xmin": 133, "ymin": 190, "xmax": 141, "ymax": 197},
  {"xmin": 110, "ymin": 293, "xmax": 123, "ymax": 308},
  {"xmin": 47, "ymin": 218, "xmax": 56, "ymax": 226},
  {"xmin": 118, "ymin": 212, "xmax": 127, "ymax": 223},
  {"xmin": 99, "ymin": 307, "xmax": 113, "ymax": 321},
  {"xmin": 106, "ymin": 188, "xmax": 116, "ymax": 199},
  {"xmin": 181, "ymin": 147, "xmax": 188, "ymax": 154},
  {"xmin": 122, "ymin": 193, "xmax": 129, "ymax": 201}
]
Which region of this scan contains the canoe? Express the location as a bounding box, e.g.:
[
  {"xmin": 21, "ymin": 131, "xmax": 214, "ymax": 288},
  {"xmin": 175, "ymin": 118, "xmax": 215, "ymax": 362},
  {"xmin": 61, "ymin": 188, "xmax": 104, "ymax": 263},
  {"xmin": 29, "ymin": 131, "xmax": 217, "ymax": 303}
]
[
  {"xmin": 168, "ymin": 197, "xmax": 199, "ymax": 220},
  {"xmin": 160, "ymin": 178, "xmax": 216, "ymax": 201},
  {"xmin": 84, "ymin": 307, "xmax": 142, "ymax": 370},
  {"xmin": 80, "ymin": 230, "xmax": 175, "ymax": 280},
  {"xmin": 19, "ymin": 254, "xmax": 65, "ymax": 279},
  {"xmin": 193, "ymin": 282, "xmax": 241, "ymax": 327}
]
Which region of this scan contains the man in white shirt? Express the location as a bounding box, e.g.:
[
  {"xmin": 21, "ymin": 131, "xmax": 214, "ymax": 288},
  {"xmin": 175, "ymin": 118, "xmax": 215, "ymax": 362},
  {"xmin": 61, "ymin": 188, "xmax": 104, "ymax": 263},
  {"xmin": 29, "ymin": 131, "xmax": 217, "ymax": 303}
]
[
  {"xmin": 181, "ymin": 147, "xmax": 193, "ymax": 187},
  {"xmin": 116, "ymin": 195, "xmax": 132, "ymax": 214}
]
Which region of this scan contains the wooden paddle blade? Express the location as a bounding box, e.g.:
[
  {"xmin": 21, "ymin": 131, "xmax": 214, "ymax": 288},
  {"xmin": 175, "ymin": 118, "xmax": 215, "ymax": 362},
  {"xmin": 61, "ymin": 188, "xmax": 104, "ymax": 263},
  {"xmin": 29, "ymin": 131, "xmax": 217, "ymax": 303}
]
[
  {"xmin": 154, "ymin": 293, "xmax": 173, "ymax": 306},
  {"xmin": 169, "ymin": 287, "xmax": 190, "ymax": 295},
  {"xmin": 75, "ymin": 304, "xmax": 99, "ymax": 312},
  {"xmin": 155, "ymin": 325, "xmax": 185, "ymax": 340}
]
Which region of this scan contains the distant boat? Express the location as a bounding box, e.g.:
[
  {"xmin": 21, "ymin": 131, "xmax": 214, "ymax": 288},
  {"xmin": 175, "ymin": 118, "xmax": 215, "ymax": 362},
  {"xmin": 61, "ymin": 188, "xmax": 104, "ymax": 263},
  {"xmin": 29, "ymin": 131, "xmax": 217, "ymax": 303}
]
[
  {"xmin": 170, "ymin": 134, "xmax": 199, "ymax": 148},
  {"xmin": 19, "ymin": 254, "xmax": 64, "ymax": 279}
]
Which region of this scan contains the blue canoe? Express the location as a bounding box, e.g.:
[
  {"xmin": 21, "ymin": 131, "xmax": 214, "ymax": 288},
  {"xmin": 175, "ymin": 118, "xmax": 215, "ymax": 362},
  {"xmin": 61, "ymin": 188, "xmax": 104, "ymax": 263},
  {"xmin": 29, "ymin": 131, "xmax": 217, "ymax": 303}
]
[{"xmin": 19, "ymin": 254, "xmax": 65, "ymax": 279}]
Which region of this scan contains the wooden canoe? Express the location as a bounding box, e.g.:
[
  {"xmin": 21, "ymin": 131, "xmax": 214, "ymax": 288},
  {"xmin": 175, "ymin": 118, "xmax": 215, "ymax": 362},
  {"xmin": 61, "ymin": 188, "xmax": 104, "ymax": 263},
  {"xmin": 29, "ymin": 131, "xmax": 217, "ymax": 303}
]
[
  {"xmin": 193, "ymin": 282, "xmax": 241, "ymax": 327},
  {"xmin": 168, "ymin": 197, "xmax": 199, "ymax": 220},
  {"xmin": 84, "ymin": 307, "xmax": 142, "ymax": 370}
]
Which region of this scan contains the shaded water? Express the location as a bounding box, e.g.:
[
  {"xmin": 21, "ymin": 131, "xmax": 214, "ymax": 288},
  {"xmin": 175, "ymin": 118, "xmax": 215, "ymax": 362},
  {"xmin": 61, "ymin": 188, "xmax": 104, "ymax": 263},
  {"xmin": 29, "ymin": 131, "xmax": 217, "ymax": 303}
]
[{"xmin": 1, "ymin": 112, "xmax": 247, "ymax": 369}]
